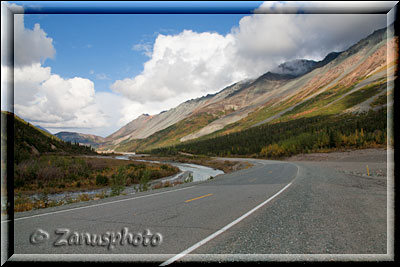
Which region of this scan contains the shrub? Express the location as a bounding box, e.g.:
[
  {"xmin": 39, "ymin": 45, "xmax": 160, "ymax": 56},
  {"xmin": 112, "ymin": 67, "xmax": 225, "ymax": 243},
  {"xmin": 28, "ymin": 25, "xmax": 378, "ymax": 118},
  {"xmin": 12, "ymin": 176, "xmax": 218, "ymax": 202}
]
[
  {"xmin": 161, "ymin": 164, "xmax": 169, "ymax": 170},
  {"xmin": 14, "ymin": 178, "xmax": 25, "ymax": 188},
  {"xmin": 110, "ymin": 167, "xmax": 127, "ymax": 196},
  {"xmin": 78, "ymin": 194, "xmax": 90, "ymax": 202},
  {"xmin": 96, "ymin": 174, "xmax": 109, "ymax": 186}
]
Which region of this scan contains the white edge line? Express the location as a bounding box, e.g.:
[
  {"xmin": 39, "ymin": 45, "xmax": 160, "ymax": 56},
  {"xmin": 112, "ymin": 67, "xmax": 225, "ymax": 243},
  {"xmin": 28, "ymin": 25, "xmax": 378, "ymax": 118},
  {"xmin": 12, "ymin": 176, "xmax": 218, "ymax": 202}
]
[
  {"xmin": 160, "ymin": 181, "xmax": 293, "ymax": 266},
  {"xmin": 2, "ymin": 186, "xmax": 196, "ymax": 223}
]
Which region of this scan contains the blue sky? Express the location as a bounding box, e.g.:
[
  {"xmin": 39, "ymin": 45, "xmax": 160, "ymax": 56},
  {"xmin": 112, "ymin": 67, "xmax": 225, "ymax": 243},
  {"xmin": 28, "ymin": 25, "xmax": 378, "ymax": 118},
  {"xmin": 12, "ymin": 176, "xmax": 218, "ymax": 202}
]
[
  {"xmin": 23, "ymin": 13, "xmax": 248, "ymax": 93},
  {"xmin": 2, "ymin": 1, "xmax": 391, "ymax": 137}
]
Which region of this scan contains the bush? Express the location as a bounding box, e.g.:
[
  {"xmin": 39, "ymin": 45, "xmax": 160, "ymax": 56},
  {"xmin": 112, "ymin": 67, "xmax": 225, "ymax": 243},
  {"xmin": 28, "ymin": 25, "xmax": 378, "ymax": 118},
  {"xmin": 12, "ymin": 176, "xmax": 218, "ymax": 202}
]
[
  {"xmin": 110, "ymin": 167, "xmax": 127, "ymax": 196},
  {"xmin": 96, "ymin": 174, "xmax": 109, "ymax": 186},
  {"xmin": 14, "ymin": 178, "xmax": 25, "ymax": 188},
  {"xmin": 161, "ymin": 164, "xmax": 169, "ymax": 170},
  {"xmin": 78, "ymin": 194, "xmax": 90, "ymax": 202}
]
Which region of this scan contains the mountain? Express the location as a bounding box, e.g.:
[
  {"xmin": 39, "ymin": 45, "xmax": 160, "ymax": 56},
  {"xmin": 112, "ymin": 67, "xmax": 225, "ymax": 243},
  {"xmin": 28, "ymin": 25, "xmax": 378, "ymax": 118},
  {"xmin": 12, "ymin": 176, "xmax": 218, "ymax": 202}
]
[
  {"xmin": 271, "ymin": 59, "xmax": 318, "ymax": 77},
  {"xmin": 98, "ymin": 24, "xmax": 396, "ymax": 153},
  {"xmin": 35, "ymin": 125, "xmax": 52, "ymax": 135},
  {"xmin": 55, "ymin": 131, "xmax": 106, "ymax": 148},
  {"xmin": 0, "ymin": 111, "xmax": 96, "ymax": 164},
  {"xmin": 270, "ymin": 52, "xmax": 341, "ymax": 77}
]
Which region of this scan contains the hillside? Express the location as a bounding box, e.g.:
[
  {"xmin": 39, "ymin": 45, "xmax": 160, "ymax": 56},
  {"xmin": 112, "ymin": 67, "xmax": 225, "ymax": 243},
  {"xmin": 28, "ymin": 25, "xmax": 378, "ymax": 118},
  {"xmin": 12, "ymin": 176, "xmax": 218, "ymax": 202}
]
[
  {"xmin": 1, "ymin": 111, "xmax": 181, "ymax": 213},
  {"xmin": 98, "ymin": 24, "xmax": 396, "ymax": 153},
  {"xmin": 0, "ymin": 111, "xmax": 97, "ymax": 165},
  {"xmin": 150, "ymin": 108, "xmax": 388, "ymax": 158}
]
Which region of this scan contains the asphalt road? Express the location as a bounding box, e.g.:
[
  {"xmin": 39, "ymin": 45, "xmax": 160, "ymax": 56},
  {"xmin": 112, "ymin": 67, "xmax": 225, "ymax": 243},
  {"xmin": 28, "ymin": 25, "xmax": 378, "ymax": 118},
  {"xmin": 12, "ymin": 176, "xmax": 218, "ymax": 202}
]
[{"xmin": 4, "ymin": 158, "xmax": 389, "ymax": 263}]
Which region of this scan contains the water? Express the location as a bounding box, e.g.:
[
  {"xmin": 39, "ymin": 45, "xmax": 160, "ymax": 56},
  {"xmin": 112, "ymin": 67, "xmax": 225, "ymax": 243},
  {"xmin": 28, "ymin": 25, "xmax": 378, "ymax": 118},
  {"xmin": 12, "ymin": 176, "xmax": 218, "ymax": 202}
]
[
  {"xmin": 169, "ymin": 162, "xmax": 223, "ymax": 182},
  {"xmin": 131, "ymin": 158, "xmax": 224, "ymax": 182},
  {"xmin": 115, "ymin": 156, "xmax": 129, "ymax": 160}
]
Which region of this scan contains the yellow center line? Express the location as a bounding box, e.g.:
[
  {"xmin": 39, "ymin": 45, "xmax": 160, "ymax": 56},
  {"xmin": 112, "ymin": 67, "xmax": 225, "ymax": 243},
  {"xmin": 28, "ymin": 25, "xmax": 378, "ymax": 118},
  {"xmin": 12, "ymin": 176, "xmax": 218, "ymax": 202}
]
[{"xmin": 184, "ymin": 193, "xmax": 213, "ymax": 203}]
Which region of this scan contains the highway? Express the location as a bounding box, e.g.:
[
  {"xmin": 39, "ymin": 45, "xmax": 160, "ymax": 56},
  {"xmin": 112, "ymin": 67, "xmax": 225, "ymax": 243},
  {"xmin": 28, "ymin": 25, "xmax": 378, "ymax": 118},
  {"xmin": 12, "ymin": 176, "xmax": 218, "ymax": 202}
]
[{"xmin": 5, "ymin": 158, "xmax": 389, "ymax": 263}]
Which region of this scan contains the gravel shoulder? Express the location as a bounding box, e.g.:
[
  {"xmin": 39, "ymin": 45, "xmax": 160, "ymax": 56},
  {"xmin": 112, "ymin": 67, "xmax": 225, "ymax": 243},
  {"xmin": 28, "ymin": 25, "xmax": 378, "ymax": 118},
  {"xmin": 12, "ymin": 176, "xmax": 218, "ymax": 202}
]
[{"xmin": 284, "ymin": 148, "xmax": 390, "ymax": 178}]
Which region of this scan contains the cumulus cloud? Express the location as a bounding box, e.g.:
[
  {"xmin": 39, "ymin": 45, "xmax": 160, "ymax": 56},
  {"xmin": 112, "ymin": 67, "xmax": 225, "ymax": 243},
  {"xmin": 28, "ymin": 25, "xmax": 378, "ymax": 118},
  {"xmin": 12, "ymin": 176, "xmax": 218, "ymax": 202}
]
[
  {"xmin": 13, "ymin": 63, "xmax": 108, "ymax": 129},
  {"xmin": 232, "ymin": 12, "xmax": 387, "ymax": 64},
  {"xmin": 111, "ymin": 4, "xmax": 386, "ymax": 107},
  {"xmin": 112, "ymin": 30, "xmax": 245, "ymax": 104},
  {"xmin": 14, "ymin": 14, "xmax": 56, "ymax": 67},
  {"xmin": 5, "ymin": 3, "xmax": 108, "ymax": 132}
]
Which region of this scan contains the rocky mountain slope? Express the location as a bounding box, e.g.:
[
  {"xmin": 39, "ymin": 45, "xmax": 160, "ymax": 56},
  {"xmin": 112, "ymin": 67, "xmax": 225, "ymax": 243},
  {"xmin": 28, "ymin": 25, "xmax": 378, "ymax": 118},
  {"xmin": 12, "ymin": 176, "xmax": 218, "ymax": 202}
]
[{"xmin": 98, "ymin": 24, "xmax": 396, "ymax": 152}]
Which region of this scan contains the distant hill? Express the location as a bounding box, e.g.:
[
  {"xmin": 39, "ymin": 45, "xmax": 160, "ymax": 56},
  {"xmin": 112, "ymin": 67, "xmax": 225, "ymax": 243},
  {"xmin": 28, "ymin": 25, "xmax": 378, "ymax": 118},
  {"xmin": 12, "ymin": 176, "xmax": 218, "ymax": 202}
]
[
  {"xmin": 1, "ymin": 111, "xmax": 97, "ymax": 164},
  {"xmin": 35, "ymin": 125, "xmax": 52, "ymax": 135},
  {"xmin": 55, "ymin": 131, "xmax": 106, "ymax": 148}
]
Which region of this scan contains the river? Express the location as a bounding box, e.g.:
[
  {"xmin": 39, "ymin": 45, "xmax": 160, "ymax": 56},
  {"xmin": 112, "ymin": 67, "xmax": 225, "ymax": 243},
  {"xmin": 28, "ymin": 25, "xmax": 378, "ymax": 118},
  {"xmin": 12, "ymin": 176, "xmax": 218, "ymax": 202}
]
[{"xmin": 115, "ymin": 154, "xmax": 224, "ymax": 182}]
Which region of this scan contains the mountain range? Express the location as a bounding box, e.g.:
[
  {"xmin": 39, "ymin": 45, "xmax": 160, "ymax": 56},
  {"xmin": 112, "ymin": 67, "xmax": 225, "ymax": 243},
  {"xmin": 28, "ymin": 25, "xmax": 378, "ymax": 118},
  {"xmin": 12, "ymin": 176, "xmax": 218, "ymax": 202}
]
[
  {"xmin": 54, "ymin": 131, "xmax": 106, "ymax": 148},
  {"xmin": 56, "ymin": 24, "xmax": 396, "ymax": 153}
]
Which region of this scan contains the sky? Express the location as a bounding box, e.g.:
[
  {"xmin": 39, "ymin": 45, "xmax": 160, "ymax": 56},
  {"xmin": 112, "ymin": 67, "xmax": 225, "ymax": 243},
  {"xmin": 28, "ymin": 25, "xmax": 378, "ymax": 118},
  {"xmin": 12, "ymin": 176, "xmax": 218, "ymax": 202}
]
[{"xmin": 1, "ymin": 1, "xmax": 394, "ymax": 137}]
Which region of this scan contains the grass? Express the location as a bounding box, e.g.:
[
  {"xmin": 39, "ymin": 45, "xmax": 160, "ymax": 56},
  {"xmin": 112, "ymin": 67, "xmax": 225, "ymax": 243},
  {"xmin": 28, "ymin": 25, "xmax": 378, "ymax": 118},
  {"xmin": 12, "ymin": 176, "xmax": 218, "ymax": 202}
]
[
  {"xmin": 320, "ymin": 82, "xmax": 386, "ymax": 114},
  {"xmin": 12, "ymin": 112, "xmax": 62, "ymax": 142},
  {"xmin": 271, "ymin": 79, "xmax": 386, "ymax": 123},
  {"xmin": 370, "ymin": 90, "xmax": 390, "ymax": 108},
  {"xmin": 14, "ymin": 190, "xmax": 111, "ymax": 212}
]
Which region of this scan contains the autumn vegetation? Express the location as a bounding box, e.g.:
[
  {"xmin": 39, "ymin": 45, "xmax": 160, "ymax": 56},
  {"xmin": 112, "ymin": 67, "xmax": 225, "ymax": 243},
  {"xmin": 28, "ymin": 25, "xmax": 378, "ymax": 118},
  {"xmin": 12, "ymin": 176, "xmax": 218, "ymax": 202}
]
[
  {"xmin": 1, "ymin": 112, "xmax": 180, "ymax": 212},
  {"xmin": 146, "ymin": 109, "xmax": 388, "ymax": 158}
]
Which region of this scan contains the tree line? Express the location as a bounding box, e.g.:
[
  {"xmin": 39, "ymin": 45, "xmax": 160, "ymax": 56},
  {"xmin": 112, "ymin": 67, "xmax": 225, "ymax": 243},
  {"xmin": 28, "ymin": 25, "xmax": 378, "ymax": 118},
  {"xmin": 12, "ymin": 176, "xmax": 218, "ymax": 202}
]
[{"xmin": 146, "ymin": 108, "xmax": 388, "ymax": 158}]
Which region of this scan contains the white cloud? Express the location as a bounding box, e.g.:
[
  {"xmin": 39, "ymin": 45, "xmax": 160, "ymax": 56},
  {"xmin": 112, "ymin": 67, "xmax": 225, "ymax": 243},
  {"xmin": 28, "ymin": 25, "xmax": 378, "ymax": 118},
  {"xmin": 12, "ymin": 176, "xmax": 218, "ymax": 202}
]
[
  {"xmin": 111, "ymin": 6, "xmax": 386, "ymax": 107},
  {"xmin": 132, "ymin": 42, "xmax": 153, "ymax": 57},
  {"xmin": 112, "ymin": 30, "xmax": 245, "ymax": 104},
  {"xmin": 14, "ymin": 14, "xmax": 56, "ymax": 67},
  {"xmin": 14, "ymin": 63, "xmax": 108, "ymax": 129},
  {"xmin": 232, "ymin": 11, "xmax": 387, "ymax": 64},
  {"xmin": 6, "ymin": 4, "xmax": 109, "ymax": 132}
]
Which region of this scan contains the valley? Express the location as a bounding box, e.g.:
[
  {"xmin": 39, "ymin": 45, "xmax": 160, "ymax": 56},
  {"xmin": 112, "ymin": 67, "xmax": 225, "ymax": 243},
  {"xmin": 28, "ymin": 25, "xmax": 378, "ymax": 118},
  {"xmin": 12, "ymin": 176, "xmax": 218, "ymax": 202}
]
[{"xmin": 4, "ymin": 24, "xmax": 395, "ymax": 216}]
